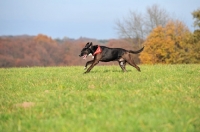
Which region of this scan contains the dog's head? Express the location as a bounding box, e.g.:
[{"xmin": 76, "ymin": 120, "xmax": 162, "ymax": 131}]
[{"xmin": 79, "ymin": 42, "xmax": 93, "ymax": 59}]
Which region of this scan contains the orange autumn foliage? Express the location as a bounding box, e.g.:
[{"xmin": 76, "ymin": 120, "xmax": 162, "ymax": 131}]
[{"xmin": 140, "ymin": 20, "xmax": 198, "ymax": 64}]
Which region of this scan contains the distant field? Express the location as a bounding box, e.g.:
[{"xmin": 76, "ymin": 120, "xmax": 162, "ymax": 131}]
[{"xmin": 0, "ymin": 65, "xmax": 200, "ymax": 132}]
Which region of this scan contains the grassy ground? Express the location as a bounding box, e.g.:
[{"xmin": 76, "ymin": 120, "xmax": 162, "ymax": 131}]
[{"xmin": 0, "ymin": 64, "xmax": 200, "ymax": 132}]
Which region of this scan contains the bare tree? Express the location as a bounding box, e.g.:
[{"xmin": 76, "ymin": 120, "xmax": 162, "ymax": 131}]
[
  {"xmin": 115, "ymin": 4, "xmax": 172, "ymax": 46},
  {"xmin": 115, "ymin": 11, "xmax": 145, "ymax": 46},
  {"xmin": 145, "ymin": 4, "xmax": 170, "ymax": 34}
]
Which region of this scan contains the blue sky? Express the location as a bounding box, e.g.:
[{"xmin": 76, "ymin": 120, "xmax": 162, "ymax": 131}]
[{"xmin": 0, "ymin": 0, "xmax": 199, "ymax": 39}]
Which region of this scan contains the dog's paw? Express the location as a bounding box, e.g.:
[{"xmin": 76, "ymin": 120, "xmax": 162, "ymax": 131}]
[{"xmin": 84, "ymin": 66, "xmax": 87, "ymax": 70}]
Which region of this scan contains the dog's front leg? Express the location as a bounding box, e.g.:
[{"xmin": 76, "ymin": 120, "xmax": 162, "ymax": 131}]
[
  {"xmin": 84, "ymin": 61, "xmax": 99, "ymax": 73},
  {"xmin": 84, "ymin": 60, "xmax": 94, "ymax": 70}
]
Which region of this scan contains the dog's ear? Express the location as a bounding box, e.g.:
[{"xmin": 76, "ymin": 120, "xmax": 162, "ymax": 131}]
[
  {"xmin": 84, "ymin": 42, "xmax": 90, "ymax": 48},
  {"xmin": 89, "ymin": 42, "xmax": 93, "ymax": 47},
  {"xmin": 85, "ymin": 42, "xmax": 93, "ymax": 48}
]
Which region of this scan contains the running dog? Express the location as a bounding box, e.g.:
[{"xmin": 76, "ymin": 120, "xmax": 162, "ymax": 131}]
[{"xmin": 79, "ymin": 42, "xmax": 144, "ymax": 73}]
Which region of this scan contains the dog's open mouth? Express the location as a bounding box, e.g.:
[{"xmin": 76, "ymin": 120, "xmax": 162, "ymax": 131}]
[{"xmin": 82, "ymin": 54, "xmax": 87, "ymax": 60}]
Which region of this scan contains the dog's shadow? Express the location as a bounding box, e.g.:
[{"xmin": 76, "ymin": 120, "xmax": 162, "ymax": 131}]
[{"xmin": 89, "ymin": 69, "xmax": 132, "ymax": 73}]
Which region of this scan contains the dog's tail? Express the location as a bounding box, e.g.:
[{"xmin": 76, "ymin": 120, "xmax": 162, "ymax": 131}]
[{"xmin": 129, "ymin": 47, "xmax": 144, "ymax": 54}]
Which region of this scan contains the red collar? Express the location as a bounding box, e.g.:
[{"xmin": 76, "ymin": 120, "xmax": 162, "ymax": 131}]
[{"xmin": 93, "ymin": 46, "xmax": 102, "ymax": 56}]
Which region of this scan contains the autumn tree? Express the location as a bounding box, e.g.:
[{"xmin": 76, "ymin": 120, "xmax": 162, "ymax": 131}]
[
  {"xmin": 115, "ymin": 4, "xmax": 171, "ymax": 47},
  {"xmin": 34, "ymin": 34, "xmax": 64, "ymax": 66},
  {"xmin": 139, "ymin": 20, "xmax": 197, "ymax": 64}
]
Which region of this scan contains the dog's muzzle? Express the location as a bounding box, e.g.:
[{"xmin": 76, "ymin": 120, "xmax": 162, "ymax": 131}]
[{"xmin": 79, "ymin": 54, "xmax": 87, "ymax": 59}]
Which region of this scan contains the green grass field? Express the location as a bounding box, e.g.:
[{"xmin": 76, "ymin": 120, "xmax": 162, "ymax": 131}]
[{"xmin": 0, "ymin": 65, "xmax": 200, "ymax": 132}]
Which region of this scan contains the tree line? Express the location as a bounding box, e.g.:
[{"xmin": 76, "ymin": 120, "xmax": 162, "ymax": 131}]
[{"xmin": 0, "ymin": 34, "xmax": 140, "ymax": 67}]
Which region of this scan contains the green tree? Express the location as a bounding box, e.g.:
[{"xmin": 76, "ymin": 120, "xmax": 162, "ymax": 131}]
[
  {"xmin": 192, "ymin": 8, "xmax": 200, "ymax": 29},
  {"xmin": 191, "ymin": 8, "xmax": 200, "ymax": 63}
]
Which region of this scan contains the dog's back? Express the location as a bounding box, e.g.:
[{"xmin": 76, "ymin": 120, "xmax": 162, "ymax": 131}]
[{"xmin": 96, "ymin": 46, "xmax": 126, "ymax": 62}]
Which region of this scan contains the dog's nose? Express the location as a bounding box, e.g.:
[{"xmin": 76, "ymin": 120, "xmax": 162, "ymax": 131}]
[{"xmin": 79, "ymin": 54, "xmax": 81, "ymax": 57}]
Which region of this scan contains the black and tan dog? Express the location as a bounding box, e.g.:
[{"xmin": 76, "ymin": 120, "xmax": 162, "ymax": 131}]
[{"xmin": 79, "ymin": 42, "xmax": 144, "ymax": 73}]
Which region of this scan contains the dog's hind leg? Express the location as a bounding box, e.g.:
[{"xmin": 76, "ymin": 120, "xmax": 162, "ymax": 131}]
[
  {"xmin": 127, "ymin": 60, "xmax": 141, "ymax": 72},
  {"xmin": 118, "ymin": 59, "xmax": 127, "ymax": 72},
  {"xmin": 123, "ymin": 53, "xmax": 141, "ymax": 72}
]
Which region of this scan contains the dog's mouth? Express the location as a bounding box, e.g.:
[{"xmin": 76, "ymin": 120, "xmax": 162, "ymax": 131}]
[{"xmin": 82, "ymin": 54, "xmax": 87, "ymax": 60}]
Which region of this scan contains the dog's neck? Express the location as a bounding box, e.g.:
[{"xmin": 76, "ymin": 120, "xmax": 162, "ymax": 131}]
[{"xmin": 90, "ymin": 45, "xmax": 98, "ymax": 54}]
